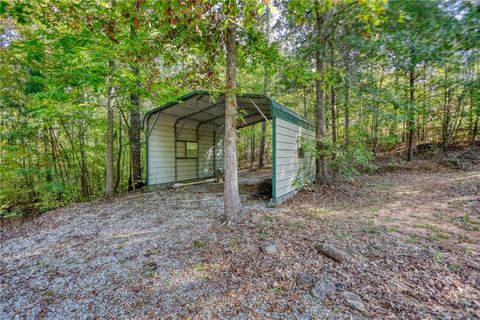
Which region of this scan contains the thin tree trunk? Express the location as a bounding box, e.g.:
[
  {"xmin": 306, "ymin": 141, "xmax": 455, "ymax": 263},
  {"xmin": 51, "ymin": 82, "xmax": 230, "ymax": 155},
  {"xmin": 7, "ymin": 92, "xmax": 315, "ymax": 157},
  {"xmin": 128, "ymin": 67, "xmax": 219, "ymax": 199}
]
[
  {"xmin": 258, "ymin": 5, "xmax": 270, "ymax": 170},
  {"xmin": 330, "ymin": 85, "xmax": 337, "ymax": 160},
  {"xmin": 330, "ymin": 45, "xmax": 337, "ymax": 161},
  {"xmin": 43, "ymin": 130, "xmax": 52, "ymax": 183},
  {"xmin": 250, "ymin": 128, "xmax": 255, "ymax": 170},
  {"xmin": 470, "ymin": 86, "xmax": 478, "ymax": 146},
  {"xmin": 129, "ymin": 0, "xmax": 143, "ymax": 190},
  {"xmin": 315, "ymin": 1, "xmax": 328, "ymax": 183},
  {"xmin": 472, "ymin": 115, "xmax": 478, "ymax": 146},
  {"xmin": 442, "ymin": 81, "xmax": 452, "ymax": 150},
  {"xmin": 224, "ymin": 25, "xmax": 242, "ymax": 223},
  {"xmin": 115, "ymin": 112, "xmax": 122, "ymax": 192},
  {"xmin": 372, "ymin": 68, "xmax": 384, "ymax": 156},
  {"xmin": 105, "ymin": 60, "xmax": 115, "ymax": 198},
  {"xmin": 344, "ymin": 57, "xmax": 350, "ymax": 149},
  {"xmin": 469, "ymin": 88, "xmax": 474, "ymax": 142},
  {"xmin": 79, "ymin": 122, "xmax": 90, "ymax": 197},
  {"xmin": 259, "ymin": 122, "xmax": 266, "ymax": 169},
  {"xmin": 49, "ymin": 127, "xmax": 65, "ymax": 185},
  {"xmin": 450, "ymin": 95, "xmax": 465, "ymax": 144},
  {"xmin": 407, "ymin": 68, "xmax": 415, "ymax": 161}
]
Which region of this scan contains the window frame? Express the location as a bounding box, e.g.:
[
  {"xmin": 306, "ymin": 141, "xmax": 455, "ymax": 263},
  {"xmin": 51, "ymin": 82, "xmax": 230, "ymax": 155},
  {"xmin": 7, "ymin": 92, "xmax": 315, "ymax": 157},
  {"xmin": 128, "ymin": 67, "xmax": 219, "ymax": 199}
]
[
  {"xmin": 176, "ymin": 140, "xmax": 198, "ymax": 159},
  {"xmin": 297, "ymin": 145, "xmax": 305, "ymax": 159}
]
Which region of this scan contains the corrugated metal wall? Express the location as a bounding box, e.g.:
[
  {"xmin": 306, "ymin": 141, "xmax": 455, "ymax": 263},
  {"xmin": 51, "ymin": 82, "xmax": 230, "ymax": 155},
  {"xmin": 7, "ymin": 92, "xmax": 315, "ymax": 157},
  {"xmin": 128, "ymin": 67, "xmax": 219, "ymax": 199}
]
[
  {"xmin": 148, "ymin": 116, "xmax": 221, "ymax": 185},
  {"xmin": 214, "ymin": 126, "xmax": 225, "ymax": 171},
  {"xmin": 274, "ymin": 117, "xmax": 316, "ymax": 201},
  {"xmin": 147, "ymin": 114, "xmax": 175, "ymax": 184}
]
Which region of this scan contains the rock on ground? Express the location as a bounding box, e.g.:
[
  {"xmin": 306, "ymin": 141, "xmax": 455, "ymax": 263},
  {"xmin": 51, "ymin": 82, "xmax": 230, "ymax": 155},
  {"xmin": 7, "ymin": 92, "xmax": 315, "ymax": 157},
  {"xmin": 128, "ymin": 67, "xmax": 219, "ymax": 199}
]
[
  {"xmin": 314, "ymin": 243, "xmax": 350, "ymax": 263},
  {"xmin": 260, "ymin": 240, "xmax": 284, "ymax": 255},
  {"xmin": 311, "ymin": 276, "xmax": 336, "ymax": 300},
  {"xmin": 342, "ymin": 291, "xmax": 368, "ymax": 314},
  {"xmin": 296, "ymin": 272, "xmax": 314, "ymax": 287}
]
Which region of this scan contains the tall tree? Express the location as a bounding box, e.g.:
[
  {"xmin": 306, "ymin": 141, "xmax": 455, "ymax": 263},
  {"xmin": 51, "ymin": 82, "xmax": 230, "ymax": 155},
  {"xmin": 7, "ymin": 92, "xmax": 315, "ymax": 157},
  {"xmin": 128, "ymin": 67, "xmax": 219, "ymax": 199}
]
[
  {"xmin": 258, "ymin": 5, "xmax": 270, "ymax": 170},
  {"xmin": 105, "ymin": 60, "xmax": 115, "ymax": 198},
  {"xmin": 128, "ymin": 0, "xmax": 143, "ymax": 189},
  {"xmin": 314, "ymin": 0, "xmax": 329, "ymax": 183},
  {"xmin": 224, "ymin": 14, "xmax": 242, "ymax": 223}
]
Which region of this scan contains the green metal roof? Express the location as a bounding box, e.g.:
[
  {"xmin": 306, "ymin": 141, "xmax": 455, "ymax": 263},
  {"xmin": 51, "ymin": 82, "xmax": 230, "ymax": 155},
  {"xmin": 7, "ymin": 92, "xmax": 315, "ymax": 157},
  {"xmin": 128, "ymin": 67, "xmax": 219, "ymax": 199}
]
[{"xmin": 143, "ymin": 90, "xmax": 315, "ymax": 131}]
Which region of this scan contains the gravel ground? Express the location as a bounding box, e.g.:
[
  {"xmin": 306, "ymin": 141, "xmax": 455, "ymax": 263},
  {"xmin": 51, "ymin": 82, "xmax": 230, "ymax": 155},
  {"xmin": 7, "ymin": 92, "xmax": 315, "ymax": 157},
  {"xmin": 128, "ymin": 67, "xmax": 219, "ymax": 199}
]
[
  {"xmin": 1, "ymin": 166, "xmax": 479, "ymax": 319},
  {"xmin": 1, "ymin": 171, "xmax": 335, "ymax": 319}
]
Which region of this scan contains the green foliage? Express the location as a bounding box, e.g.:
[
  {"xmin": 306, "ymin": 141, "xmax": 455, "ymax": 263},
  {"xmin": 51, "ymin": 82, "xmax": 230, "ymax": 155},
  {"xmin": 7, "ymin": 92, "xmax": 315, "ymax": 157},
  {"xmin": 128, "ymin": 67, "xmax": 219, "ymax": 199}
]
[
  {"xmin": 331, "ymin": 144, "xmax": 376, "ymax": 177},
  {"xmin": 1, "ymin": 0, "xmax": 478, "ymax": 215}
]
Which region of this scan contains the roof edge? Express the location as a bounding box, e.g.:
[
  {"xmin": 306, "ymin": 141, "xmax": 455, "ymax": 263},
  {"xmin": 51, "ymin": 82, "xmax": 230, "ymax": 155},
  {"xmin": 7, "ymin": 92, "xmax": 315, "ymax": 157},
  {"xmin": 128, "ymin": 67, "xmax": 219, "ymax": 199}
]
[
  {"xmin": 143, "ymin": 90, "xmax": 209, "ymax": 127},
  {"xmin": 143, "ymin": 91, "xmax": 315, "ymax": 129}
]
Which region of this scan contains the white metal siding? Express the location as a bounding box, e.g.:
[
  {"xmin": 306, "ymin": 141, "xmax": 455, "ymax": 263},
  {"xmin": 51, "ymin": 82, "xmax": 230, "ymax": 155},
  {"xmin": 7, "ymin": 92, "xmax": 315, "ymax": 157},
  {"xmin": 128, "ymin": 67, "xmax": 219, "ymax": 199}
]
[
  {"xmin": 198, "ymin": 125, "xmax": 215, "ymax": 178},
  {"xmin": 148, "ymin": 116, "xmax": 217, "ymax": 184},
  {"xmin": 175, "ymin": 121, "xmax": 198, "ymax": 181},
  {"xmin": 274, "ymin": 117, "xmax": 315, "ymax": 200},
  {"xmin": 215, "ymin": 126, "xmax": 225, "ymax": 170},
  {"xmin": 148, "ymin": 114, "xmax": 175, "ymax": 184}
]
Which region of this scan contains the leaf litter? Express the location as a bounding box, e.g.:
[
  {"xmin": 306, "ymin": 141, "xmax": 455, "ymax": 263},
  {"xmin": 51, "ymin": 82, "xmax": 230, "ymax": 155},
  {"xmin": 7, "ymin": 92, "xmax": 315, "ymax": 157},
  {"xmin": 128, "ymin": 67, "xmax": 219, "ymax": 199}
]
[{"xmin": 1, "ymin": 165, "xmax": 479, "ymax": 319}]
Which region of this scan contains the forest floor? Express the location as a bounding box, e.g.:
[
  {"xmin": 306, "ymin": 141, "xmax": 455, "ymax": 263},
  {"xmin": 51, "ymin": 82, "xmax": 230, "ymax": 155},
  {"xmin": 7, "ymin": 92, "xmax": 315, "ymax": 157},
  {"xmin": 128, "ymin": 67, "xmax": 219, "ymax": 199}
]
[{"xmin": 1, "ymin": 154, "xmax": 479, "ymax": 319}]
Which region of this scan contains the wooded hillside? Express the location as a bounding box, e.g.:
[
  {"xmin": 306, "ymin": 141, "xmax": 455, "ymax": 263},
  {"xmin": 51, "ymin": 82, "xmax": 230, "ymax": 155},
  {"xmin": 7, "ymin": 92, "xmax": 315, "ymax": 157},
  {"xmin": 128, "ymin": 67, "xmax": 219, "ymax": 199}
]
[{"xmin": 1, "ymin": 0, "xmax": 478, "ymax": 216}]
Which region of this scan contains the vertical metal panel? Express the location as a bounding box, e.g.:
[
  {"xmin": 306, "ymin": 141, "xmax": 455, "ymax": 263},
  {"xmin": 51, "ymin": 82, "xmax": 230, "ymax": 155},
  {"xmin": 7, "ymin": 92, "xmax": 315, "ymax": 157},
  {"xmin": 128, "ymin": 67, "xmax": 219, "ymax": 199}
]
[{"xmin": 273, "ymin": 117, "xmax": 315, "ymax": 203}]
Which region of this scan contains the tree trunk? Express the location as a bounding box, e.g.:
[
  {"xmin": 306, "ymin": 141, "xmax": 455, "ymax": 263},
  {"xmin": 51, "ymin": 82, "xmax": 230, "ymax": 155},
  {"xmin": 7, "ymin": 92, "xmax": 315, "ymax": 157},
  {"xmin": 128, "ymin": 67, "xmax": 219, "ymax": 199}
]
[
  {"xmin": 115, "ymin": 112, "xmax": 122, "ymax": 192},
  {"xmin": 250, "ymin": 128, "xmax": 255, "ymax": 170},
  {"xmin": 330, "ymin": 85, "xmax": 337, "ymax": 161},
  {"xmin": 315, "ymin": 2, "xmax": 328, "ymax": 183},
  {"xmin": 79, "ymin": 122, "xmax": 90, "ymax": 197},
  {"xmin": 128, "ymin": 0, "xmax": 143, "ymax": 190},
  {"xmin": 330, "ymin": 46, "xmax": 336, "ymax": 161},
  {"xmin": 372, "ymin": 68, "xmax": 384, "ymax": 156},
  {"xmin": 344, "ymin": 58, "xmax": 350, "ymax": 149},
  {"xmin": 258, "ymin": 5, "xmax": 270, "ymax": 170},
  {"xmin": 472, "ymin": 115, "xmax": 478, "ymax": 146},
  {"xmin": 42, "ymin": 130, "xmax": 52, "ymax": 183},
  {"xmin": 129, "ymin": 88, "xmax": 142, "ymax": 189},
  {"xmin": 105, "ymin": 60, "xmax": 115, "ymax": 198},
  {"xmin": 470, "ymin": 88, "xmax": 478, "ymax": 146},
  {"xmin": 407, "ymin": 68, "xmax": 415, "ymax": 161},
  {"xmin": 224, "ymin": 25, "xmax": 242, "ymax": 223},
  {"xmin": 442, "ymin": 88, "xmax": 452, "ymax": 150},
  {"xmin": 259, "ymin": 122, "xmax": 266, "ymax": 169}
]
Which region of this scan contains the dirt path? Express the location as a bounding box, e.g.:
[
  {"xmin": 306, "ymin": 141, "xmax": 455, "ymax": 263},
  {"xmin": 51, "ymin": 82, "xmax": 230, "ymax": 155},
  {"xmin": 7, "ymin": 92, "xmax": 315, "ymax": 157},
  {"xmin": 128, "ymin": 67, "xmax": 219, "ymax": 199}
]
[{"xmin": 1, "ymin": 166, "xmax": 479, "ymax": 319}]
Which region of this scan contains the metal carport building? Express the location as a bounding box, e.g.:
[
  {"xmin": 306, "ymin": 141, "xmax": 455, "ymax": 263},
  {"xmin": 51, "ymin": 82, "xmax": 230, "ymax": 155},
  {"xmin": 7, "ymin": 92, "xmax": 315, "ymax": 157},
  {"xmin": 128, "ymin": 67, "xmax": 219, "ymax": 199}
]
[{"xmin": 144, "ymin": 91, "xmax": 316, "ymax": 204}]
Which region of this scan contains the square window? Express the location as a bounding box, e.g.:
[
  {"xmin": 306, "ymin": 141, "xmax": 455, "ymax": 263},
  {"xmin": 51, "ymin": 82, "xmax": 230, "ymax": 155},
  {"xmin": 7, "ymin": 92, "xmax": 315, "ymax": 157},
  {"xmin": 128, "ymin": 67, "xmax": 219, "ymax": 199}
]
[
  {"xmin": 298, "ymin": 146, "xmax": 305, "ymax": 158},
  {"xmin": 186, "ymin": 142, "xmax": 197, "ymax": 158},
  {"xmin": 176, "ymin": 141, "xmax": 198, "ymax": 159}
]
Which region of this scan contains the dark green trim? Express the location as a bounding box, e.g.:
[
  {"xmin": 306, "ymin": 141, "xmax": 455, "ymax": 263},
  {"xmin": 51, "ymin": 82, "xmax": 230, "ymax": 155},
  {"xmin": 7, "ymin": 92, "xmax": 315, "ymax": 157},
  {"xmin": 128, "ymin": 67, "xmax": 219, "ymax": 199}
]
[
  {"xmin": 175, "ymin": 140, "xmax": 198, "ymax": 159},
  {"xmin": 271, "ymin": 101, "xmax": 315, "ymax": 131},
  {"xmin": 144, "ymin": 91, "xmax": 314, "ymax": 132},
  {"xmin": 145, "ymin": 119, "xmax": 149, "ymax": 185},
  {"xmin": 272, "ymin": 116, "xmax": 276, "ymax": 200}
]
